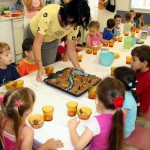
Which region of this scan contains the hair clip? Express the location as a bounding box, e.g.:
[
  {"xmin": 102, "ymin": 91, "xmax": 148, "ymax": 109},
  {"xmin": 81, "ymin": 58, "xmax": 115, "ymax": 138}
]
[
  {"xmin": 0, "ymin": 97, "xmax": 4, "ymax": 102},
  {"xmin": 128, "ymin": 82, "xmax": 133, "ymax": 87},
  {"xmin": 14, "ymin": 101, "xmax": 21, "ymax": 107},
  {"xmin": 113, "ymin": 96, "xmax": 124, "ymax": 109}
]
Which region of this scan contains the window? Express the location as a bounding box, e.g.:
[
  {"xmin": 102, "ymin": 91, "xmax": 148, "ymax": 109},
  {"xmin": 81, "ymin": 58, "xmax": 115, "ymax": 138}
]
[{"xmin": 130, "ymin": 0, "xmax": 150, "ymax": 10}]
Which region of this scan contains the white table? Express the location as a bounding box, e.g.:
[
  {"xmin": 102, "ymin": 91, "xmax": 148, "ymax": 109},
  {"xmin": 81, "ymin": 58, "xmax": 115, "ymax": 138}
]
[{"xmin": 0, "ymin": 32, "xmax": 149, "ymax": 150}]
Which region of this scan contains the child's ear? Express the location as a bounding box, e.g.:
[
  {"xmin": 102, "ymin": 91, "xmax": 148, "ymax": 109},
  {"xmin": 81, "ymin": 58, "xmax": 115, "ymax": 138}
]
[
  {"xmin": 24, "ymin": 51, "xmax": 28, "ymax": 56},
  {"xmin": 143, "ymin": 60, "xmax": 148, "ymax": 67}
]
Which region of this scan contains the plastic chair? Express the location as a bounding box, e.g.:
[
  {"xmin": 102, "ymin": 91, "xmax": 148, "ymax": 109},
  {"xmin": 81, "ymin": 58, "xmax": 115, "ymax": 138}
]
[{"xmin": 125, "ymin": 125, "xmax": 150, "ymax": 150}]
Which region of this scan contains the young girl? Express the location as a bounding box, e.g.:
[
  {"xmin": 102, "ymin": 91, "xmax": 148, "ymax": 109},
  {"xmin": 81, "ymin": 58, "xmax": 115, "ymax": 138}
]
[
  {"xmin": 123, "ymin": 12, "xmax": 135, "ymax": 33},
  {"xmin": 85, "ymin": 21, "xmax": 103, "ymax": 50},
  {"xmin": 68, "ymin": 77, "xmax": 125, "ymax": 150},
  {"xmin": 134, "ymin": 13, "xmax": 145, "ymax": 28},
  {"xmin": 0, "ymin": 87, "xmax": 63, "ymax": 150},
  {"xmin": 114, "ymin": 66, "xmax": 138, "ymax": 138}
]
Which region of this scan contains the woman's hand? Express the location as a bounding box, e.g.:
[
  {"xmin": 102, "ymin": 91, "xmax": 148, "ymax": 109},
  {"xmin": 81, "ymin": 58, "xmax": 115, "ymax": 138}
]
[{"xmin": 36, "ymin": 66, "xmax": 45, "ymax": 82}]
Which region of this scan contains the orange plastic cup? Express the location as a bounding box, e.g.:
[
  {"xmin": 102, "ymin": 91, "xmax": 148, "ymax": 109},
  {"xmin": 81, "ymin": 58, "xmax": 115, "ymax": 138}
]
[
  {"xmin": 42, "ymin": 105, "xmax": 54, "ymax": 121},
  {"xmin": 45, "ymin": 66, "xmax": 54, "ymax": 76},
  {"xmin": 111, "ymin": 66, "xmax": 116, "ymax": 76},
  {"xmin": 131, "ymin": 32, "xmax": 135, "ymax": 37},
  {"xmin": 93, "ymin": 49, "xmax": 98, "ymax": 55},
  {"xmin": 88, "ymin": 86, "xmax": 97, "ymax": 99},
  {"xmin": 118, "ymin": 36, "xmax": 123, "ymax": 42},
  {"xmin": 124, "ymin": 32, "xmax": 129, "ymax": 36},
  {"xmin": 126, "ymin": 56, "xmax": 132, "ymax": 64},
  {"xmin": 77, "ymin": 54, "xmax": 82, "ymax": 62},
  {"xmin": 136, "ymin": 28, "xmax": 140, "ymax": 33},
  {"xmin": 66, "ymin": 101, "xmax": 78, "ymax": 116},
  {"xmin": 103, "ymin": 42, "xmax": 109, "ymax": 47},
  {"xmin": 109, "ymin": 42, "xmax": 114, "ymax": 47}
]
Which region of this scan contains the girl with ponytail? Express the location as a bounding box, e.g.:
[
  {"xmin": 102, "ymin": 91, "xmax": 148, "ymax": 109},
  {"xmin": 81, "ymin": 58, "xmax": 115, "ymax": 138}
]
[
  {"xmin": 68, "ymin": 77, "xmax": 125, "ymax": 150},
  {"xmin": 114, "ymin": 66, "xmax": 138, "ymax": 138},
  {"xmin": 0, "ymin": 87, "xmax": 63, "ymax": 150}
]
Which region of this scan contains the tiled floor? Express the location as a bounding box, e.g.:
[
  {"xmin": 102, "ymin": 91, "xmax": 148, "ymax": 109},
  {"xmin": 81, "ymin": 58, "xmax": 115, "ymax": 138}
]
[{"xmin": 124, "ymin": 117, "xmax": 150, "ymax": 150}]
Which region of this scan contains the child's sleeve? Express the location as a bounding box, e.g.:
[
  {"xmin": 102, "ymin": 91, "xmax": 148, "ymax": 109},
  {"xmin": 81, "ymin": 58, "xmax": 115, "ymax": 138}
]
[
  {"xmin": 17, "ymin": 62, "xmax": 26, "ymax": 77},
  {"xmin": 57, "ymin": 45, "xmax": 66, "ymax": 54},
  {"xmin": 12, "ymin": 66, "xmax": 20, "ymax": 80}
]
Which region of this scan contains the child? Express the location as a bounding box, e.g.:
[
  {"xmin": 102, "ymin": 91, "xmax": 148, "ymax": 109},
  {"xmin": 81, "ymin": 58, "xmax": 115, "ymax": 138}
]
[
  {"xmin": 102, "ymin": 18, "xmax": 115, "ymax": 40},
  {"xmin": 18, "ymin": 38, "xmax": 37, "ymax": 77},
  {"xmin": 85, "ymin": 21, "xmax": 102, "ymax": 50},
  {"xmin": 68, "ymin": 77, "xmax": 125, "ymax": 150},
  {"xmin": 129, "ymin": 10, "xmax": 135, "ymax": 23},
  {"xmin": 123, "ymin": 12, "xmax": 135, "ymax": 33},
  {"xmin": 131, "ymin": 45, "xmax": 150, "ymax": 113},
  {"xmin": 0, "ymin": 87, "xmax": 64, "ymax": 150},
  {"xmin": 55, "ymin": 36, "xmax": 68, "ymax": 62},
  {"xmin": 0, "ymin": 42, "xmax": 20, "ymax": 86},
  {"xmin": 134, "ymin": 13, "xmax": 145, "ymax": 28},
  {"xmin": 113, "ymin": 14, "xmax": 121, "ymax": 37},
  {"xmin": 114, "ymin": 66, "xmax": 137, "ymax": 138}
]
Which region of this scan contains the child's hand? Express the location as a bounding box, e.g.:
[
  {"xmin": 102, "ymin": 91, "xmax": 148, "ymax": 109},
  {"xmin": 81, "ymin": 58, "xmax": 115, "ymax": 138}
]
[
  {"xmin": 44, "ymin": 138, "xmax": 64, "ymax": 150},
  {"xmin": 68, "ymin": 117, "xmax": 80, "ymax": 130}
]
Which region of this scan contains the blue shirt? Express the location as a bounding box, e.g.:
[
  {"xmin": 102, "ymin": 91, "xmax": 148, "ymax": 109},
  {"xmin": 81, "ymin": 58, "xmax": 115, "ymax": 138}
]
[
  {"xmin": 113, "ymin": 26, "xmax": 121, "ymax": 37},
  {"xmin": 134, "ymin": 20, "xmax": 139, "ymax": 28},
  {"xmin": 0, "ymin": 64, "xmax": 20, "ymax": 86},
  {"xmin": 123, "ymin": 91, "xmax": 137, "ymax": 138},
  {"xmin": 102, "ymin": 27, "xmax": 113, "ymax": 40}
]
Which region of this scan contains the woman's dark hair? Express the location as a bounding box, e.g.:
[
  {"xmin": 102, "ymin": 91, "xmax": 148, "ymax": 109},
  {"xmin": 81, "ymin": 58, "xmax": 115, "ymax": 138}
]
[
  {"xmin": 59, "ymin": 0, "xmax": 91, "ymax": 29},
  {"xmin": 1, "ymin": 88, "xmax": 35, "ymax": 149},
  {"xmin": 107, "ymin": 19, "xmax": 115, "ymax": 28},
  {"xmin": 114, "ymin": 66, "xmax": 139, "ymax": 103},
  {"xmin": 97, "ymin": 77, "xmax": 125, "ymax": 150},
  {"xmin": 131, "ymin": 45, "xmax": 150, "ymax": 68}
]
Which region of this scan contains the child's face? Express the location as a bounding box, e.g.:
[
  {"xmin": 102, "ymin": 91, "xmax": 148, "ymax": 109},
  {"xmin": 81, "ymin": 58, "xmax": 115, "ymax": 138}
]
[
  {"xmin": 89, "ymin": 27, "xmax": 99, "ymax": 37},
  {"xmin": 115, "ymin": 18, "xmax": 121, "ymax": 26},
  {"xmin": 130, "ymin": 55, "xmax": 143, "ymax": 71},
  {"xmin": 25, "ymin": 50, "xmax": 35, "ymax": 61},
  {"xmin": 0, "ymin": 50, "xmax": 12, "ymax": 66}
]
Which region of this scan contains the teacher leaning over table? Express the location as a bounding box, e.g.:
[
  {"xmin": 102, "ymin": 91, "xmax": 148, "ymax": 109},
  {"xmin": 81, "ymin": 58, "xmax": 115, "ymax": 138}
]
[{"xmin": 25, "ymin": 0, "xmax": 91, "ymax": 82}]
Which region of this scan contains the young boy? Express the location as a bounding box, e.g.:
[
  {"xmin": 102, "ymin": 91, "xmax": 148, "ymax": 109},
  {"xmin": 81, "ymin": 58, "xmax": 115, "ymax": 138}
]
[
  {"xmin": 18, "ymin": 38, "xmax": 37, "ymax": 77},
  {"xmin": 131, "ymin": 45, "xmax": 150, "ymax": 113},
  {"xmin": 0, "ymin": 42, "xmax": 20, "ymax": 86},
  {"xmin": 102, "ymin": 18, "xmax": 115, "ymax": 40},
  {"xmin": 113, "ymin": 14, "xmax": 121, "ymax": 37}
]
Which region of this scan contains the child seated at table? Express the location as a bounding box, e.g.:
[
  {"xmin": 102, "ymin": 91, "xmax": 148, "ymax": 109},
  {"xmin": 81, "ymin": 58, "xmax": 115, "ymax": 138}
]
[
  {"xmin": 68, "ymin": 77, "xmax": 125, "ymax": 150},
  {"xmin": 113, "ymin": 14, "xmax": 121, "ymax": 37},
  {"xmin": 85, "ymin": 21, "xmax": 103, "ymax": 50},
  {"xmin": 0, "ymin": 42, "xmax": 20, "ymax": 86},
  {"xmin": 102, "ymin": 18, "xmax": 115, "ymax": 40},
  {"xmin": 0, "ymin": 87, "xmax": 64, "ymax": 150},
  {"xmin": 134, "ymin": 13, "xmax": 145, "ymax": 29},
  {"xmin": 55, "ymin": 36, "xmax": 68, "ymax": 62},
  {"xmin": 131, "ymin": 45, "xmax": 150, "ymax": 113},
  {"xmin": 18, "ymin": 38, "xmax": 37, "ymax": 77},
  {"xmin": 114, "ymin": 66, "xmax": 138, "ymax": 138},
  {"xmin": 123, "ymin": 12, "xmax": 135, "ymax": 34}
]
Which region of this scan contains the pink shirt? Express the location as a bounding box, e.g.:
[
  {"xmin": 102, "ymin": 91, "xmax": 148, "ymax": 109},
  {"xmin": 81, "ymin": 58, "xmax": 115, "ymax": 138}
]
[
  {"xmin": 24, "ymin": 0, "xmax": 41, "ymax": 18},
  {"xmin": 1, "ymin": 119, "xmax": 27, "ymax": 150},
  {"xmin": 89, "ymin": 33, "xmax": 102, "ymax": 46},
  {"xmin": 89, "ymin": 114, "xmax": 113, "ymax": 150}
]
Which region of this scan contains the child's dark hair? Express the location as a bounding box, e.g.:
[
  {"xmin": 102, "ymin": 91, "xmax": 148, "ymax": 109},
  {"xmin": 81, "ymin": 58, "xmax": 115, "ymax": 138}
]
[
  {"xmin": 125, "ymin": 12, "xmax": 132, "ymax": 22},
  {"xmin": 88, "ymin": 21, "xmax": 100, "ymax": 30},
  {"xmin": 59, "ymin": 0, "xmax": 91, "ymax": 29},
  {"xmin": 22, "ymin": 38, "xmax": 34, "ymax": 52},
  {"xmin": 77, "ymin": 30, "xmax": 81, "ymax": 38},
  {"xmin": 107, "ymin": 19, "xmax": 115, "ymax": 29},
  {"xmin": 114, "ymin": 14, "xmax": 121, "ymax": 20},
  {"xmin": 135, "ymin": 13, "xmax": 143, "ymax": 20},
  {"xmin": 1, "ymin": 87, "xmax": 35, "ymax": 149},
  {"xmin": 114, "ymin": 66, "xmax": 139, "ymax": 103},
  {"xmin": 97, "ymin": 77, "xmax": 125, "ymax": 150},
  {"xmin": 131, "ymin": 45, "xmax": 150, "ymax": 68}
]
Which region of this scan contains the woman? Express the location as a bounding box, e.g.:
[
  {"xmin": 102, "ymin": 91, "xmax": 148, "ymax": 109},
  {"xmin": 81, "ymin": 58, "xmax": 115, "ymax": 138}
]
[
  {"xmin": 23, "ymin": 0, "xmax": 43, "ymax": 29},
  {"xmin": 25, "ymin": 0, "xmax": 91, "ymax": 82}
]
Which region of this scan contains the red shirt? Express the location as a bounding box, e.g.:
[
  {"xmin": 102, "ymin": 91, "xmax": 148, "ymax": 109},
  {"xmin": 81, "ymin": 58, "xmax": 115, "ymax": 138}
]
[{"xmin": 136, "ymin": 70, "xmax": 150, "ymax": 112}]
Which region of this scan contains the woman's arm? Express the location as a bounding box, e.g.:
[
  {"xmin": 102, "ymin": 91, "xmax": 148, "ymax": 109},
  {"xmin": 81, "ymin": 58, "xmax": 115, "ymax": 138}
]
[
  {"xmin": 32, "ymin": 32, "xmax": 45, "ymax": 82},
  {"xmin": 67, "ymin": 39, "xmax": 82, "ymax": 71}
]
